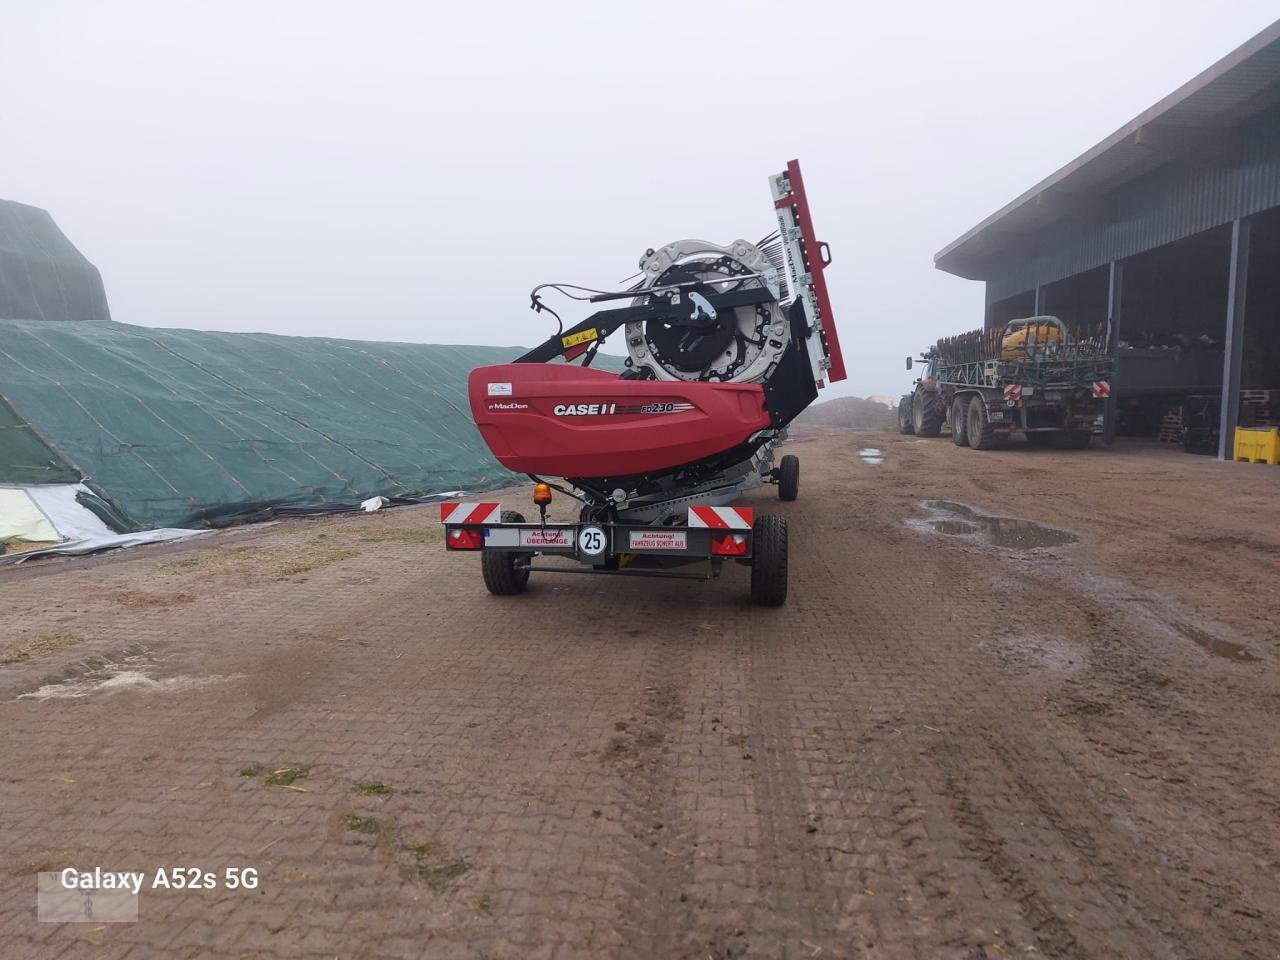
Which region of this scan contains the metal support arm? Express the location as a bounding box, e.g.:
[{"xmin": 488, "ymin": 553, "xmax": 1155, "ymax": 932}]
[{"xmin": 515, "ymin": 287, "xmax": 775, "ymax": 365}]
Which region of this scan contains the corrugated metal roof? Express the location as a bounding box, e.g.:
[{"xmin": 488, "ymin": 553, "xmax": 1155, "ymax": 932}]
[
  {"xmin": 936, "ymin": 19, "xmax": 1280, "ymax": 280},
  {"xmin": 983, "ymin": 118, "xmax": 1280, "ymax": 301}
]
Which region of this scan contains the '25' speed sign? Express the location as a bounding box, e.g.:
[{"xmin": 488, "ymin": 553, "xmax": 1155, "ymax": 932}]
[{"xmin": 578, "ymin": 526, "xmax": 607, "ymax": 557}]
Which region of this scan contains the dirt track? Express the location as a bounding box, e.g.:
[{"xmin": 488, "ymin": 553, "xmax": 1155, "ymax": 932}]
[{"xmin": 2, "ymin": 428, "xmax": 1278, "ymax": 959}]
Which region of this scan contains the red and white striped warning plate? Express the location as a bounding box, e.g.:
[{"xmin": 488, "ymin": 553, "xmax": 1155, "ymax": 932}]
[
  {"xmin": 1002, "ymin": 383, "xmax": 1023, "ymax": 401},
  {"xmin": 1092, "ymin": 380, "xmax": 1111, "ymax": 398},
  {"xmin": 439, "ymin": 502, "xmax": 501, "ymax": 525},
  {"xmin": 687, "ymin": 506, "xmax": 753, "ymax": 529}
]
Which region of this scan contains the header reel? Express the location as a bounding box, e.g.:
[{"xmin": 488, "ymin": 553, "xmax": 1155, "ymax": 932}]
[
  {"xmin": 625, "ymin": 238, "xmax": 789, "ymax": 384},
  {"xmin": 517, "ymin": 160, "xmax": 843, "ymax": 398}
]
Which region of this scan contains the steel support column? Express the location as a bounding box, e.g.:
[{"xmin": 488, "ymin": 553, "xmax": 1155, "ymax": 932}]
[
  {"xmin": 1218, "ymin": 217, "xmax": 1252, "ymax": 460},
  {"xmin": 1033, "ymin": 285, "xmax": 1045, "ymax": 315},
  {"xmin": 1103, "ymin": 260, "xmax": 1123, "ymax": 445}
]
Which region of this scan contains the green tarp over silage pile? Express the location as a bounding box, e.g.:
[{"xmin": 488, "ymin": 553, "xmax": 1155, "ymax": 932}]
[{"xmin": 0, "ymin": 319, "xmax": 526, "ymax": 529}]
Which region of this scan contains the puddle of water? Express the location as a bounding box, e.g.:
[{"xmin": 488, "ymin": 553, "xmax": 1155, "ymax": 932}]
[
  {"xmin": 932, "ymin": 520, "xmax": 977, "ymax": 535},
  {"xmin": 923, "ymin": 500, "xmax": 976, "ymax": 518},
  {"xmin": 912, "ymin": 500, "xmax": 1078, "ymax": 550},
  {"xmin": 984, "ymin": 517, "xmax": 1078, "ymax": 549},
  {"xmin": 18, "ymin": 670, "xmax": 241, "ymax": 701},
  {"xmin": 1038, "ymin": 566, "xmax": 1264, "ymax": 668},
  {"xmin": 1174, "ymin": 622, "xmax": 1259, "ymax": 662}
]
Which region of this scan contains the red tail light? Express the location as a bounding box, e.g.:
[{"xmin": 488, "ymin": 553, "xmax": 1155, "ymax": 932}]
[
  {"xmin": 710, "ymin": 533, "xmax": 749, "ymax": 557},
  {"xmin": 446, "ymin": 527, "xmax": 484, "ymax": 550}
]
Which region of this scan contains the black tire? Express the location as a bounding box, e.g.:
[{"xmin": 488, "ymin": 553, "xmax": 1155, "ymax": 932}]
[
  {"xmin": 897, "ymin": 399, "xmax": 915, "ymax": 435},
  {"xmin": 750, "ymin": 515, "xmax": 788, "ymax": 607},
  {"xmin": 913, "ymin": 391, "xmax": 945, "ymax": 437},
  {"xmin": 967, "ymin": 396, "xmax": 1001, "ymax": 450},
  {"xmin": 481, "ymin": 510, "xmax": 530, "ymax": 596},
  {"xmin": 951, "ymin": 396, "xmax": 969, "ymax": 446},
  {"xmin": 777, "ymin": 455, "xmax": 799, "ymax": 502},
  {"xmin": 1053, "ymin": 430, "xmax": 1092, "ymax": 450},
  {"xmin": 1026, "ymin": 432, "xmax": 1053, "ymax": 447}
]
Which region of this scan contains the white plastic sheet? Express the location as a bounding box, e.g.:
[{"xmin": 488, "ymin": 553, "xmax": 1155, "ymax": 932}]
[
  {"xmin": 1, "ymin": 528, "xmax": 208, "ymax": 563},
  {"xmin": 0, "ymin": 483, "xmax": 206, "ymax": 564},
  {"xmin": 24, "ymin": 483, "xmax": 115, "ymax": 539}
]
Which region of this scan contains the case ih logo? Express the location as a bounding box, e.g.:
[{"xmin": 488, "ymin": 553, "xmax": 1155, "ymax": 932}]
[
  {"xmin": 552, "ymin": 402, "xmax": 693, "ymax": 416},
  {"xmin": 554, "ymin": 403, "xmax": 616, "ymax": 416}
]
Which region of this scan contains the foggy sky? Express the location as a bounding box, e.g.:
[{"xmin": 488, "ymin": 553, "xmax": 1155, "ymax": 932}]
[{"xmin": 3, "ymin": 1, "xmax": 1277, "ymax": 399}]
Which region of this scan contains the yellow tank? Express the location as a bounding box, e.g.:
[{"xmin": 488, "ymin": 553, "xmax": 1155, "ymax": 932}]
[{"xmin": 1001, "ymin": 316, "xmax": 1067, "ymax": 359}]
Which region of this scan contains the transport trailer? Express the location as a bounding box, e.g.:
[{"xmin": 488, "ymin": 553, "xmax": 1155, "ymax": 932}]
[
  {"xmin": 440, "ymin": 492, "xmax": 789, "ymax": 606},
  {"xmin": 439, "ymin": 159, "xmax": 839, "ymax": 607}
]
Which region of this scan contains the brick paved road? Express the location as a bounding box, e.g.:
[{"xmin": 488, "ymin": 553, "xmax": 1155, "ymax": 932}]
[{"xmin": 1, "ymin": 429, "xmax": 1277, "ymax": 959}]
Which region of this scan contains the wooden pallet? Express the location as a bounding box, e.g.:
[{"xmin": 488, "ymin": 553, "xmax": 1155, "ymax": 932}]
[
  {"xmin": 1157, "ymin": 408, "xmax": 1183, "ymax": 444},
  {"xmin": 1240, "ymin": 389, "xmax": 1280, "ymax": 428},
  {"xmin": 1240, "ymin": 388, "xmax": 1279, "ymax": 403}
]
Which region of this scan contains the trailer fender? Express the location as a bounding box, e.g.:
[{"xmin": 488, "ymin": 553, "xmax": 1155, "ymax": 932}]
[{"xmin": 975, "ymin": 393, "xmax": 1013, "ymax": 427}]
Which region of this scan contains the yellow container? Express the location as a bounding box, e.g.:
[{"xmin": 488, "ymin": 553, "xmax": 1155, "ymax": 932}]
[
  {"xmin": 1001, "ymin": 320, "xmax": 1065, "ymax": 360},
  {"xmin": 1233, "ymin": 426, "xmax": 1280, "ymax": 465}
]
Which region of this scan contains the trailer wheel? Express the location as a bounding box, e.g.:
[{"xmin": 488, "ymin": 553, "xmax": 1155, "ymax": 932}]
[
  {"xmin": 951, "ymin": 396, "xmax": 969, "ymax": 446},
  {"xmin": 750, "ymin": 515, "xmax": 788, "ymax": 607},
  {"xmin": 967, "ymin": 396, "xmax": 1001, "ymax": 450},
  {"xmin": 777, "ymin": 455, "xmax": 799, "ymax": 501},
  {"xmin": 897, "ymin": 399, "xmax": 915, "ymax": 435},
  {"xmin": 913, "ymin": 391, "xmax": 945, "ymax": 437},
  {"xmin": 1053, "ymin": 430, "xmax": 1092, "ymax": 450},
  {"xmin": 481, "ymin": 510, "xmax": 530, "ymax": 595}
]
